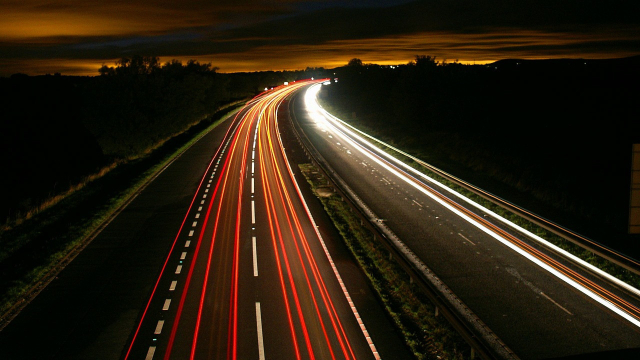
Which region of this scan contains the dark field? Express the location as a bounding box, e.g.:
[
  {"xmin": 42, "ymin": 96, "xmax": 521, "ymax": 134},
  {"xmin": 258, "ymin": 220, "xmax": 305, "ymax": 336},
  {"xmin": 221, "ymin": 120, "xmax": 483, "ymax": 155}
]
[
  {"xmin": 0, "ymin": 59, "xmax": 323, "ymax": 225},
  {"xmin": 320, "ymin": 56, "xmax": 640, "ymax": 258}
]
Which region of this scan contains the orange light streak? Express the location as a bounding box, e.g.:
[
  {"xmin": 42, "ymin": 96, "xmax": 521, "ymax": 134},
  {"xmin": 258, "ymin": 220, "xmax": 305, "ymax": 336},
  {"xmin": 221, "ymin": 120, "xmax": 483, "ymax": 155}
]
[
  {"xmin": 264, "ymin": 95, "xmax": 357, "ymax": 360},
  {"xmin": 255, "ymin": 80, "xmax": 358, "ymax": 360},
  {"xmin": 361, "ymin": 138, "xmax": 640, "ymax": 322}
]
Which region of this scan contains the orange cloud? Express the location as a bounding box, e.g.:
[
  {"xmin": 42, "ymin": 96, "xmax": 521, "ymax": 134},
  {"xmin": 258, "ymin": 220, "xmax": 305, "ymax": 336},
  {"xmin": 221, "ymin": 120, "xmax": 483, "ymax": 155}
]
[{"xmin": 1, "ymin": 1, "xmax": 638, "ymax": 75}]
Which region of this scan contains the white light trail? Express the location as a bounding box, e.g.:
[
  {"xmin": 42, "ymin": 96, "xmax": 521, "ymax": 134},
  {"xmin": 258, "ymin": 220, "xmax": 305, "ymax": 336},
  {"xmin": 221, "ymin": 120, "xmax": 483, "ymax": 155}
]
[{"xmin": 304, "ymin": 83, "xmax": 640, "ymax": 328}]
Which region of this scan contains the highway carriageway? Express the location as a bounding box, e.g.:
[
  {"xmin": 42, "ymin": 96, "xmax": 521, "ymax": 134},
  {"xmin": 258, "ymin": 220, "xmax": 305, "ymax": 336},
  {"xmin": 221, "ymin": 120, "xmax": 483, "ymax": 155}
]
[{"xmin": 292, "ymin": 83, "xmax": 640, "ymax": 360}]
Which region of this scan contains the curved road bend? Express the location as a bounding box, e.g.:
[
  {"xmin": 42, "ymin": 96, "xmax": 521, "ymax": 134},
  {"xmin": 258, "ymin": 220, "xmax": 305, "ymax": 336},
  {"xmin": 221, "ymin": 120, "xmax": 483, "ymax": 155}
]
[
  {"xmin": 124, "ymin": 79, "xmax": 387, "ymax": 360},
  {"xmin": 296, "ymin": 83, "xmax": 640, "ymax": 359},
  {"xmin": 0, "ymin": 81, "xmax": 410, "ymax": 360}
]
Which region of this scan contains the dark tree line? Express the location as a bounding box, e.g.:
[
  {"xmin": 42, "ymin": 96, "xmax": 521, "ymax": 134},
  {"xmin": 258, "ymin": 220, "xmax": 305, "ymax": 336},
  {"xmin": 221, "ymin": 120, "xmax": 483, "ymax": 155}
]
[
  {"xmin": 324, "ymin": 56, "xmax": 640, "ymax": 250},
  {"xmin": 0, "ymin": 56, "xmax": 329, "ymax": 223}
]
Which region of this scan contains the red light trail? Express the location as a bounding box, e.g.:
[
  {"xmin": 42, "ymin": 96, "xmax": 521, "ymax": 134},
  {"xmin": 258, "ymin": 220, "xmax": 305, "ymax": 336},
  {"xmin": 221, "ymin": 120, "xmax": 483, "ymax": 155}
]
[{"xmin": 125, "ymin": 80, "xmax": 378, "ymax": 360}]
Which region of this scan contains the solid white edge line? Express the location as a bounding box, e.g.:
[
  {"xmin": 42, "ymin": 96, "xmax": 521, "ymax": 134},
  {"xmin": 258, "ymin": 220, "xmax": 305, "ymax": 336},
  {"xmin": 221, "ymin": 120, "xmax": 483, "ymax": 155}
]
[
  {"xmin": 310, "ymin": 84, "xmax": 640, "ymax": 298},
  {"xmin": 274, "ymin": 101, "xmax": 381, "ymax": 360},
  {"xmin": 306, "ymin": 84, "xmax": 640, "ymax": 329},
  {"xmin": 256, "ymin": 302, "xmax": 266, "ymax": 360}
]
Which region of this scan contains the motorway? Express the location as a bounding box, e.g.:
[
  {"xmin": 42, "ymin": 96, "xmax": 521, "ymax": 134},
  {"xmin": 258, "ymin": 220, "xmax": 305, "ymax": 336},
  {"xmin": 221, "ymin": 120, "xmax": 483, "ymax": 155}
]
[
  {"xmin": 296, "ymin": 83, "xmax": 640, "ymax": 359},
  {"xmin": 120, "ymin": 80, "xmax": 384, "ymax": 360},
  {"xmin": 0, "ymin": 80, "xmax": 411, "ymax": 360},
  {"xmin": 123, "ymin": 80, "xmax": 382, "ymax": 360}
]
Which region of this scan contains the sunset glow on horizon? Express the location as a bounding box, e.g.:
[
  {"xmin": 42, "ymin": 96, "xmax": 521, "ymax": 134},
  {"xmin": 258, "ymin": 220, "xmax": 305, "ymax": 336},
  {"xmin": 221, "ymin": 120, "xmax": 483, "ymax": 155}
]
[{"xmin": 1, "ymin": 0, "xmax": 638, "ymax": 76}]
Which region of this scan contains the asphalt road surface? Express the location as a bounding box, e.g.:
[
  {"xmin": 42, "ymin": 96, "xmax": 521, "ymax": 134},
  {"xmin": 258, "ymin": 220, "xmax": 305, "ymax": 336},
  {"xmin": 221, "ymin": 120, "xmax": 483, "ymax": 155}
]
[
  {"xmin": 0, "ymin": 80, "xmax": 411, "ymax": 360},
  {"xmin": 297, "ymin": 83, "xmax": 640, "ymax": 360}
]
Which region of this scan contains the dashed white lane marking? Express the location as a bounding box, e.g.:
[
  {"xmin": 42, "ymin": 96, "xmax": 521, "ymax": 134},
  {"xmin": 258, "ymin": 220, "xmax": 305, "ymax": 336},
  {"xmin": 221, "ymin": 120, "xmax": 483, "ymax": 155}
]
[
  {"xmin": 252, "ymin": 162, "xmax": 255, "ymax": 173},
  {"xmin": 541, "ymin": 292, "xmax": 573, "ymax": 315},
  {"xmin": 200, "ymin": 200, "xmax": 205, "ymax": 205},
  {"xmin": 207, "ymin": 183, "xmax": 211, "ymax": 187},
  {"xmin": 251, "ymin": 200, "xmax": 255, "ymax": 224},
  {"xmin": 458, "ymin": 233, "xmax": 476, "ymax": 246},
  {"xmin": 185, "ymin": 240, "xmax": 191, "ymax": 247},
  {"xmin": 198, "ymin": 206, "xmax": 202, "ymax": 211},
  {"xmin": 169, "ymin": 281, "xmax": 177, "ymax": 291},
  {"xmin": 192, "ymin": 221, "xmax": 197, "ymax": 227},
  {"xmin": 162, "ymin": 299, "xmax": 171, "ymax": 311},
  {"xmin": 195, "ymin": 213, "xmax": 200, "ymax": 219},
  {"xmin": 154, "ymin": 320, "xmax": 164, "ymax": 334},
  {"xmin": 203, "ymin": 194, "xmax": 207, "ymax": 199},
  {"xmin": 188, "ymin": 230, "xmax": 194, "ymax": 237},
  {"xmin": 505, "ymin": 266, "xmax": 573, "ymax": 315},
  {"xmin": 412, "ymin": 199, "xmax": 423, "ymax": 207},
  {"xmin": 205, "ymin": 189, "xmax": 209, "ymax": 193},
  {"xmin": 289, "ymin": 149, "xmax": 382, "ymax": 359},
  {"xmin": 251, "ymin": 178, "xmax": 255, "ymax": 194},
  {"xmin": 180, "ymin": 252, "xmax": 187, "ymax": 260},
  {"xmin": 252, "ymin": 236, "xmax": 258, "ymax": 277},
  {"xmin": 175, "ymin": 265, "xmax": 182, "ymax": 274},
  {"xmin": 256, "ymin": 302, "xmax": 266, "ymax": 360},
  {"xmin": 145, "ymin": 346, "xmax": 156, "ymax": 360}
]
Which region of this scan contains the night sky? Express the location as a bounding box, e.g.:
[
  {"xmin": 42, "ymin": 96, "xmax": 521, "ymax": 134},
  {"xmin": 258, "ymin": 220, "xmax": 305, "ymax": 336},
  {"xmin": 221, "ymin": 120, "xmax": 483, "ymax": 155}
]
[{"xmin": 1, "ymin": 0, "xmax": 639, "ymax": 76}]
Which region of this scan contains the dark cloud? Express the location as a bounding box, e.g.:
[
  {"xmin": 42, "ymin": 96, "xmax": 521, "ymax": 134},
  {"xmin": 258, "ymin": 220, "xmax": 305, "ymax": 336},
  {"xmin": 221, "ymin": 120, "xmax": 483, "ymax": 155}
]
[{"xmin": 0, "ymin": 0, "xmax": 638, "ymax": 75}]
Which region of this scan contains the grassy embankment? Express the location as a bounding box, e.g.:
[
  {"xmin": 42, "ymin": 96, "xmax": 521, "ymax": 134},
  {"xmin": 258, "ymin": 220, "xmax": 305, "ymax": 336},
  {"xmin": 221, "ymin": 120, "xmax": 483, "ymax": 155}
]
[
  {"xmin": 0, "ymin": 103, "xmax": 242, "ymax": 322},
  {"xmin": 318, "ymin": 99, "xmax": 640, "ymax": 290},
  {"xmin": 299, "ymin": 163, "xmax": 470, "ymax": 360}
]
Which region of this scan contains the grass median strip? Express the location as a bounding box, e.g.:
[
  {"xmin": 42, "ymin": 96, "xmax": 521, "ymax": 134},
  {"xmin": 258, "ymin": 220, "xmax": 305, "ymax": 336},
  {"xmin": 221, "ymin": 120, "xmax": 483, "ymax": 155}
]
[
  {"xmin": 0, "ymin": 103, "xmax": 243, "ymax": 327},
  {"xmin": 299, "ymin": 163, "xmax": 469, "ymax": 360}
]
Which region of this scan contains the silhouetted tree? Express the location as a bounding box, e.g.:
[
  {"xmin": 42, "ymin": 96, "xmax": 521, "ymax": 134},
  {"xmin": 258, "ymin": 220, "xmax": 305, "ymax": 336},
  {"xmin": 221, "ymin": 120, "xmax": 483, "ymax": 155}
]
[
  {"xmin": 98, "ymin": 65, "xmax": 115, "ymax": 76},
  {"xmin": 412, "ymin": 55, "xmax": 438, "ymax": 68},
  {"xmin": 347, "ymin": 58, "xmax": 363, "ymax": 67}
]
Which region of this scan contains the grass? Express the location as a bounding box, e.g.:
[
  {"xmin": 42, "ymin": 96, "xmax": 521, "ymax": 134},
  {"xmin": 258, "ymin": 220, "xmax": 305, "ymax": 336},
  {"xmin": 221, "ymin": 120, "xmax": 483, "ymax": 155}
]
[
  {"xmin": 373, "ymin": 137, "xmax": 640, "ymax": 290},
  {"xmin": 299, "ymin": 163, "xmax": 470, "ymax": 360},
  {"xmin": 318, "ymin": 99, "xmax": 640, "ymax": 291},
  {"xmin": 0, "ymin": 103, "xmax": 244, "ymax": 324}
]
